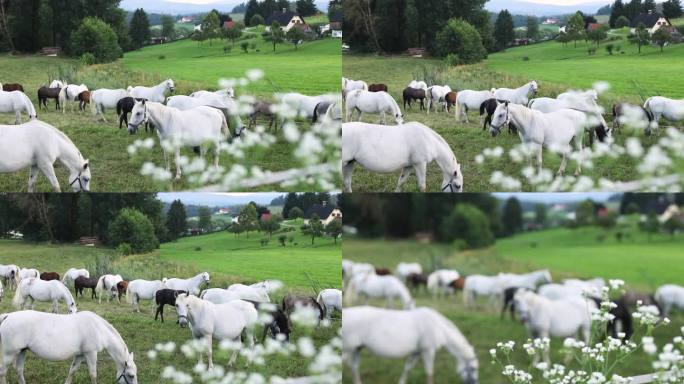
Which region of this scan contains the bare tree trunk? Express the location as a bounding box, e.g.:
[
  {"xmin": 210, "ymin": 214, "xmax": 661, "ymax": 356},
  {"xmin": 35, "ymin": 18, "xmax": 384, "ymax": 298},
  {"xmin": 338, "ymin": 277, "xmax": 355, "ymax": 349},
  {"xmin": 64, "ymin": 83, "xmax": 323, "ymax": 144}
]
[
  {"xmin": 0, "ymin": 0, "xmax": 15, "ymax": 51},
  {"xmin": 355, "ymin": 0, "xmax": 381, "ymax": 53}
]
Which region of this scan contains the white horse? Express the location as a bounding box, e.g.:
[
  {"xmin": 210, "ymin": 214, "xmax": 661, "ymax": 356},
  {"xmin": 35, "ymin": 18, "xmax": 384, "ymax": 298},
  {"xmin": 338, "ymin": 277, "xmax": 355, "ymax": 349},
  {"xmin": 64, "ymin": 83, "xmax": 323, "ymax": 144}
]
[
  {"xmin": 249, "ymin": 280, "xmax": 282, "ymax": 293},
  {"xmin": 538, "ymin": 283, "xmax": 588, "ymax": 301},
  {"xmin": 345, "ymin": 90, "xmax": 403, "ymax": 125},
  {"xmin": 342, "ymin": 122, "xmax": 463, "ymax": 193},
  {"xmin": 462, "ymin": 274, "xmax": 504, "ymax": 307},
  {"xmin": 317, "ymin": 289, "xmax": 342, "ymax": 318},
  {"xmin": 346, "ymin": 274, "xmax": 414, "ymax": 309},
  {"xmin": 0, "ymin": 120, "xmax": 91, "ymax": 192},
  {"xmin": 528, "ymin": 95, "xmax": 611, "ymax": 141},
  {"xmin": 0, "ymin": 90, "xmax": 37, "ymax": 124},
  {"xmin": 494, "ymin": 80, "xmax": 538, "ymax": 105},
  {"xmin": 643, "ymin": 96, "xmax": 684, "ymax": 133},
  {"xmin": 455, "ymin": 89, "xmax": 494, "ymax": 122},
  {"xmin": 655, "ymin": 284, "xmax": 684, "ymax": 315},
  {"xmin": 49, "ymin": 79, "xmax": 65, "ymax": 88},
  {"xmin": 199, "ymin": 288, "xmax": 241, "ymax": 304},
  {"xmin": 13, "ymin": 278, "xmax": 77, "ymax": 314},
  {"xmin": 90, "ymin": 89, "xmax": 129, "ymax": 122},
  {"xmin": 563, "ymin": 278, "xmax": 605, "ymax": 293},
  {"xmin": 62, "ymin": 268, "xmax": 90, "ymax": 285},
  {"xmin": 128, "ymin": 100, "xmax": 230, "ymax": 180},
  {"xmin": 127, "ymin": 79, "xmax": 174, "ymax": 103},
  {"xmin": 0, "ymin": 310, "xmax": 137, "ymax": 384},
  {"xmin": 343, "ymin": 306, "xmax": 478, "ymax": 384},
  {"xmin": 279, "ymin": 92, "xmax": 332, "ymax": 121},
  {"xmin": 557, "ymin": 89, "xmax": 598, "ymax": 104},
  {"xmin": 426, "ymin": 85, "xmax": 452, "ymax": 114},
  {"xmin": 408, "ymin": 80, "xmax": 428, "ymax": 92},
  {"xmin": 190, "ymin": 88, "xmax": 235, "ymax": 99},
  {"xmin": 342, "ymin": 77, "xmax": 369, "ymax": 99},
  {"xmin": 174, "ymin": 294, "xmax": 256, "ymax": 369},
  {"xmin": 59, "ymin": 84, "xmax": 88, "ymax": 114},
  {"xmin": 490, "ymin": 102, "xmax": 587, "ymax": 176},
  {"xmin": 95, "ymin": 274, "xmax": 123, "ymax": 303},
  {"xmin": 126, "ymin": 279, "xmax": 164, "ymax": 312},
  {"xmin": 0, "ymin": 266, "xmax": 19, "ymax": 290},
  {"xmin": 395, "ymin": 262, "xmax": 423, "ymax": 280},
  {"xmin": 514, "ymin": 290, "xmax": 594, "ymax": 362},
  {"xmin": 16, "ymin": 269, "xmax": 39, "ymax": 282},
  {"xmin": 0, "ymin": 281, "xmax": 3, "ymax": 301},
  {"xmin": 498, "ymin": 270, "xmax": 552, "ymax": 291},
  {"xmin": 166, "ymin": 94, "xmax": 244, "ymax": 136},
  {"xmin": 227, "ymin": 283, "xmax": 270, "ymax": 302},
  {"xmin": 163, "ymin": 272, "xmax": 210, "ymax": 296},
  {"xmin": 427, "ymin": 269, "xmax": 460, "ymax": 297}
]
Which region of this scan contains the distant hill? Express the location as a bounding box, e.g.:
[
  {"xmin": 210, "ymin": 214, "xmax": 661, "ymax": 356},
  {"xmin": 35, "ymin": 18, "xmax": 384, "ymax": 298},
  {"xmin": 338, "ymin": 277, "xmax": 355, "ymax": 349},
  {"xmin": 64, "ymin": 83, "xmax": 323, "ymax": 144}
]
[{"xmin": 486, "ymin": 0, "xmax": 609, "ymax": 16}]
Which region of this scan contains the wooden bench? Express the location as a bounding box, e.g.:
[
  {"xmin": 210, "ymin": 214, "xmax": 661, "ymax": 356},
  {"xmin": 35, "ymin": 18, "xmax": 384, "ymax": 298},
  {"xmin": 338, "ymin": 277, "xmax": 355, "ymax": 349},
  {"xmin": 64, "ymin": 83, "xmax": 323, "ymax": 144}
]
[
  {"xmin": 406, "ymin": 47, "xmax": 426, "ymax": 57},
  {"xmin": 79, "ymin": 236, "xmax": 99, "ymax": 246},
  {"xmin": 40, "ymin": 47, "xmax": 61, "ymax": 56}
]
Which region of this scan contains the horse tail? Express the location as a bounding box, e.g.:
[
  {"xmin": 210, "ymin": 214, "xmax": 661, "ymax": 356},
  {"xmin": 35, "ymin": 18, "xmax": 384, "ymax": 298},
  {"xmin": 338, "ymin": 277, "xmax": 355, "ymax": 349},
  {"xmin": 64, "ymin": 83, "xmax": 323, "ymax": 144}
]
[
  {"xmin": 126, "ymin": 284, "xmax": 134, "ymax": 304},
  {"xmin": 95, "ymin": 275, "xmax": 106, "ymax": 294},
  {"xmin": 316, "ymin": 290, "xmax": 325, "ymax": 310},
  {"xmin": 0, "ymin": 313, "xmax": 9, "ymax": 326},
  {"xmin": 11, "ymin": 282, "xmax": 24, "ymax": 309},
  {"xmin": 312, "ymin": 102, "xmax": 322, "ymax": 123},
  {"xmin": 58, "ymin": 86, "xmax": 67, "ymax": 114},
  {"xmin": 220, "ymin": 111, "xmax": 230, "ymax": 139},
  {"xmin": 362, "ymin": 81, "xmax": 368, "ymax": 91},
  {"xmin": 643, "ymin": 97, "xmax": 654, "ymax": 114}
]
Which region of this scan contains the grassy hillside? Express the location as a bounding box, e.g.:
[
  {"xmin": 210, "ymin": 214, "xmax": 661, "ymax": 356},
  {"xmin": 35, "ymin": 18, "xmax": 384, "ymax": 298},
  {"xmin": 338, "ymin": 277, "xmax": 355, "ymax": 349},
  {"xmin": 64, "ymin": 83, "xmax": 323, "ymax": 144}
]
[
  {"xmin": 123, "ymin": 37, "xmax": 341, "ymax": 96},
  {"xmin": 0, "ymin": 240, "xmax": 339, "ymax": 383},
  {"xmin": 161, "ymin": 222, "xmax": 341, "ymax": 290},
  {"xmin": 343, "ymin": 226, "xmax": 684, "ymax": 383}
]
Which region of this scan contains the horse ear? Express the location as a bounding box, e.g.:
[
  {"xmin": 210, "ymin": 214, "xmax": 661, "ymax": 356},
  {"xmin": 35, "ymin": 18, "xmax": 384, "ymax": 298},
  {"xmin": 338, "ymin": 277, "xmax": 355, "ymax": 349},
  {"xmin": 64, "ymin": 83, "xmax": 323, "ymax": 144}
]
[
  {"xmin": 141, "ymin": 99, "xmax": 146, "ymax": 105},
  {"xmin": 505, "ymin": 101, "xmax": 510, "ymax": 107},
  {"xmin": 83, "ymin": 160, "xmax": 89, "ymax": 170}
]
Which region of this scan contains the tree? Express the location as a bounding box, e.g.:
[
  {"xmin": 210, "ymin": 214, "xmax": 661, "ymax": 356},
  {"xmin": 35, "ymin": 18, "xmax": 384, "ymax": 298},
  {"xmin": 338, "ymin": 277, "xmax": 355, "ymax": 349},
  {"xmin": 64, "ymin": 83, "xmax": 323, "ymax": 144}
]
[
  {"xmin": 652, "ymin": 27, "xmax": 672, "ymax": 52},
  {"xmin": 260, "ymin": 213, "xmax": 283, "ymax": 239},
  {"xmin": 238, "ymin": 203, "xmax": 258, "ymax": 236},
  {"xmin": 264, "ymin": 21, "xmax": 285, "ymax": 51},
  {"xmin": 663, "ymin": 0, "xmax": 683, "ymax": 19},
  {"xmin": 630, "ymin": 22, "xmax": 650, "ymax": 53},
  {"xmin": 224, "ymin": 25, "xmax": 242, "ymax": 46},
  {"xmin": 626, "ymin": 0, "xmax": 643, "ymax": 20},
  {"xmin": 567, "ymin": 11, "xmax": 586, "ymax": 47},
  {"xmin": 198, "ymin": 206, "xmax": 212, "ymax": 231},
  {"xmin": 296, "ymin": 0, "xmax": 317, "ymax": 16},
  {"xmin": 129, "ymin": 8, "xmax": 151, "ymax": 49},
  {"xmin": 166, "ymin": 200, "xmax": 187, "ymax": 240},
  {"xmin": 202, "ymin": 11, "xmax": 221, "ymax": 45},
  {"xmin": 493, "ymin": 9, "xmax": 515, "ymax": 50},
  {"xmin": 535, "ymin": 204, "xmax": 547, "ymax": 227},
  {"xmin": 328, "ymin": 0, "xmax": 342, "ymax": 18},
  {"xmin": 245, "ymin": 0, "xmax": 259, "ymax": 23},
  {"xmin": 610, "ymin": 0, "xmax": 626, "ymax": 28},
  {"xmin": 440, "ymin": 204, "xmax": 494, "ymax": 249},
  {"xmin": 108, "ymin": 208, "xmax": 159, "ymax": 254},
  {"xmin": 596, "ymin": 212, "xmax": 618, "ymax": 230},
  {"xmin": 575, "ymin": 200, "xmax": 595, "ymax": 226},
  {"xmin": 663, "ymin": 217, "xmax": 683, "ymax": 236},
  {"xmin": 229, "ymin": 221, "xmax": 244, "ymax": 237},
  {"xmin": 557, "ymin": 32, "xmax": 571, "ymax": 46},
  {"xmin": 435, "ymin": 18, "xmax": 487, "ymax": 64},
  {"xmin": 250, "ymin": 14, "xmax": 265, "ymax": 26},
  {"xmin": 526, "ymin": 16, "xmax": 539, "ymax": 40},
  {"xmin": 285, "ymin": 26, "xmax": 306, "ymax": 50},
  {"xmin": 639, "ymin": 212, "xmax": 660, "ymax": 241},
  {"xmin": 643, "ymin": 0, "xmax": 656, "ymax": 13},
  {"xmin": 325, "ymin": 218, "xmax": 342, "ymax": 244},
  {"xmin": 161, "ymin": 15, "xmax": 175, "ymax": 40},
  {"xmin": 502, "ymin": 198, "xmax": 523, "ymax": 235},
  {"xmin": 71, "ymin": 17, "xmax": 122, "ymax": 63},
  {"xmin": 587, "ymin": 24, "xmax": 609, "ymax": 45},
  {"xmin": 289, "ymin": 206, "xmax": 304, "ymax": 219},
  {"xmin": 615, "ymin": 15, "xmax": 631, "ymax": 28}
]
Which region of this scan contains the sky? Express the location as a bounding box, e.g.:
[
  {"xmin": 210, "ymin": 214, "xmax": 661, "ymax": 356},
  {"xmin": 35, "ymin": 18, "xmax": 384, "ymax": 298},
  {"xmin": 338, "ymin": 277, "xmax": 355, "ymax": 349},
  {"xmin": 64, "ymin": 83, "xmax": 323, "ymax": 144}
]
[{"xmin": 157, "ymin": 192, "xmax": 283, "ymax": 206}]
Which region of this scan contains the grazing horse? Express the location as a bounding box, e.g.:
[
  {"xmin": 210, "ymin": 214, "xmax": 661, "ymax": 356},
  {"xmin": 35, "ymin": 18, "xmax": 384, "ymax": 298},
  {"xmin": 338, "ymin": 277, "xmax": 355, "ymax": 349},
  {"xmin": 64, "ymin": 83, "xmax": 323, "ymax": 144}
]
[
  {"xmin": 49, "ymin": 79, "xmax": 65, "ymax": 89},
  {"xmin": 342, "ymin": 122, "xmax": 463, "ymax": 193},
  {"xmin": 77, "ymin": 90, "xmax": 91, "ymax": 112},
  {"xmin": 427, "ymin": 270, "xmax": 461, "ymax": 298},
  {"xmin": 406, "ymin": 273, "xmax": 428, "ymax": 291},
  {"xmin": 368, "ymin": 83, "xmax": 388, "ymax": 93},
  {"xmin": 643, "ymin": 96, "xmax": 684, "ymax": 134},
  {"xmin": 480, "ymin": 98, "xmax": 517, "ymax": 133},
  {"xmin": 242, "ymin": 300, "xmax": 292, "ymax": 342},
  {"xmin": 116, "ymin": 97, "xmax": 139, "ymax": 130},
  {"xmin": 189, "ymin": 88, "xmax": 235, "ymax": 99},
  {"xmin": 407, "ymin": 80, "xmax": 428, "ymax": 92},
  {"xmin": 62, "ymin": 268, "xmax": 90, "ymax": 285},
  {"xmin": 0, "ymin": 265, "xmax": 19, "ymax": 290},
  {"xmin": 0, "ymin": 310, "xmax": 138, "ymax": 384},
  {"xmin": 655, "ymin": 284, "xmax": 684, "ymax": 315},
  {"xmin": 154, "ymin": 288, "xmax": 188, "ymax": 322},
  {"xmin": 501, "ymin": 286, "xmax": 527, "ymax": 319},
  {"xmin": 342, "ymin": 77, "xmax": 368, "ymax": 99},
  {"xmin": 374, "ymin": 267, "xmax": 392, "ymax": 276},
  {"xmin": 528, "ymin": 96, "xmax": 610, "ymax": 145},
  {"xmin": 279, "ymin": 92, "xmax": 334, "ymax": 123},
  {"xmin": 13, "ymin": 278, "xmax": 77, "ymax": 313},
  {"xmin": 74, "ymin": 276, "xmax": 98, "ymax": 299},
  {"xmin": 444, "ymin": 91, "xmax": 457, "ymax": 115},
  {"xmin": 2, "ymin": 83, "xmax": 23, "ymax": 92},
  {"xmin": 346, "ymin": 273, "xmax": 414, "ymax": 309},
  {"xmin": 396, "ymin": 263, "xmax": 422, "ymax": 280},
  {"xmin": 39, "ymin": 272, "xmax": 60, "ymax": 281},
  {"xmin": 402, "ymin": 87, "xmax": 427, "ymax": 111},
  {"xmin": 345, "ymin": 90, "xmax": 403, "ymax": 125},
  {"xmin": 91, "ymin": 88, "xmax": 129, "ymax": 122},
  {"xmin": 37, "ymin": 86, "xmax": 61, "ymax": 110},
  {"xmin": 249, "ymin": 100, "xmax": 275, "ymax": 129},
  {"xmin": 494, "ymin": 81, "xmax": 538, "ymax": 106},
  {"xmin": 426, "ymin": 85, "xmax": 452, "ymax": 114},
  {"xmin": 95, "ymin": 274, "xmax": 123, "ymax": 303},
  {"xmin": 226, "ymin": 283, "xmax": 270, "ymax": 302},
  {"xmin": 343, "ymin": 306, "xmax": 479, "ymax": 384},
  {"xmin": 0, "ymin": 88, "xmax": 37, "ymax": 124},
  {"xmin": 613, "ymin": 102, "xmax": 655, "ymax": 135},
  {"xmin": 17, "ymin": 268, "xmax": 39, "ymax": 282},
  {"xmin": 165, "ymin": 94, "xmax": 244, "ymax": 136},
  {"xmin": 618, "ymin": 290, "xmax": 660, "ymax": 309},
  {"xmin": 282, "ymin": 294, "xmax": 325, "ymax": 322},
  {"xmin": 456, "ymin": 89, "xmax": 495, "ymax": 123},
  {"xmin": 116, "ymin": 281, "xmax": 128, "ymax": 301},
  {"xmin": 589, "ymin": 297, "xmax": 633, "ymax": 340},
  {"xmin": 0, "ymin": 121, "xmax": 90, "ymax": 192},
  {"xmin": 128, "ymin": 100, "xmax": 230, "ymax": 180},
  {"xmin": 312, "ymin": 101, "xmax": 340, "ymax": 123},
  {"xmin": 58, "ymin": 84, "xmax": 88, "ymax": 114},
  {"xmin": 174, "ymin": 293, "xmax": 257, "ymax": 368},
  {"xmin": 200, "ymin": 288, "xmax": 241, "ymax": 304},
  {"xmin": 463, "ymin": 274, "xmax": 505, "ymax": 308},
  {"xmin": 316, "ymin": 289, "xmax": 342, "ymax": 318},
  {"xmin": 490, "ymin": 102, "xmax": 587, "ymax": 176},
  {"xmin": 162, "ymin": 272, "xmax": 210, "ymax": 296},
  {"xmin": 126, "ymin": 279, "xmax": 164, "ymax": 312},
  {"xmin": 127, "ymin": 79, "xmax": 174, "ymax": 103}
]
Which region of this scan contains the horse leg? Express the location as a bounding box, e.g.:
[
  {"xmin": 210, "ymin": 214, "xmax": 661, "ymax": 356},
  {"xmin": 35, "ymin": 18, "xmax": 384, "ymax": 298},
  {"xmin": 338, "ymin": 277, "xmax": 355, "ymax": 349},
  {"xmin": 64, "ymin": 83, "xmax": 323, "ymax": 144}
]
[
  {"xmin": 395, "ymin": 166, "xmax": 413, "ymax": 192},
  {"xmin": 14, "ymin": 111, "xmax": 21, "ymax": 125},
  {"xmin": 64, "ymin": 355, "xmax": 85, "ymax": 384},
  {"xmin": 38, "ymin": 163, "xmax": 61, "ymax": 192},
  {"xmin": 174, "ymin": 148, "xmax": 182, "ymax": 180},
  {"xmin": 398, "ymin": 354, "xmax": 419, "ymax": 384},
  {"xmin": 214, "ymin": 142, "xmax": 220, "ymax": 169},
  {"xmin": 53, "ymin": 299, "xmax": 59, "ymax": 313},
  {"xmin": 14, "ymin": 350, "xmax": 26, "ymax": 384},
  {"xmin": 535, "ymin": 145, "xmax": 543, "ymax": 176},
  {"xmin": 27, "ymin": 165, "xmax": 39, "ymax": 192},
  {"xmin": 421, "ymin": 349, "xmax": 436, "ymax": 384},
  {"xmin": 558, "ymin": 152, "xmax": 568, "ymax": 176},
  {"xmin": 342, "ymin": 161, "xmax": 355, "ymax": 193},
  {"xmin": 348, "ymin": 349, "xmax": 362, "ymax": 384},
  {"xmin": 83, "ymin": 351, "xmax": 98, "ymax": 384},
  {"xmin": 204, "ymin": 336, "xmax": 215, "ymax": 369},
  {"xmin": 0, "ymin": 350, "xmax": 14, "ymax": 384},
  {"xmin": 413, "ymin": 163, "xmax": 427, "ymax": 192},
  {"xmin": 574, "ymin": 137, "xmax": 583, "ymax": 176}
]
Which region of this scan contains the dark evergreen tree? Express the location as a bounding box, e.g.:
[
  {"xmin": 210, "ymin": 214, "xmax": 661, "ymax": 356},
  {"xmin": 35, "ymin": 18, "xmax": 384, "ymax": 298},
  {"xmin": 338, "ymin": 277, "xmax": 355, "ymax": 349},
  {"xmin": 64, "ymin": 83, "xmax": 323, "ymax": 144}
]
[
  {"xmin": 129, "ymin": 8, "xmax": 150, "ymax": 49},
  {"xmin": 493, "ymin": 9, "xmax": 515, "ymax": 51},
  {"xmin": 166, "ymin": 199, "xmax": 187, "ymax": 240},
  {"xmin": 502, "ymin": 197, "xmax": 523, "ymax": 235},
  {"xmin": 610, "ymin": 0, "xmax": 626, "ymax": 28}
]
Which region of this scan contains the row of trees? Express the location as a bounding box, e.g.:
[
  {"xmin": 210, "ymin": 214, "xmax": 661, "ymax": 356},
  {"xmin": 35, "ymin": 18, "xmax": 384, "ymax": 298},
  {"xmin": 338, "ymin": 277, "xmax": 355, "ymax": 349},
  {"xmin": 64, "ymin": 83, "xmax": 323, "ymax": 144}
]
[
  {"xmin": 244, "ymin": 0, "xmax": 318, "ymax": 27},
  {"xmin": 609, "ymin": 0, "xmax": 682, "ymax": 28}
]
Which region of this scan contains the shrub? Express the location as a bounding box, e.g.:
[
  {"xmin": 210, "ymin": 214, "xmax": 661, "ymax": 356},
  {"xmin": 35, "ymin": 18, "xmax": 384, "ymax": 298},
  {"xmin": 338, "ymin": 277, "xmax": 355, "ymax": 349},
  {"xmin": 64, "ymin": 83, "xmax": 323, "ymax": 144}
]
[
  {"xmin": 435, "ymin": 18, "xmax": 487, "ymax": 64},
  {"xmin": 605, "ymin": 44, "xmax": 614, "ymax": 55},
  {"xmin": 80, "ymin": 53, "xmax": 96, "ymax": 65},
  {"xmin": 278, "ymin": 235, "xmax": 287, "ymax": 246},
  {"xmin": 158, "ymin": 54, "xmax": 166, "ymax": 60},
  {"xmin": 194, "ymin": 246, "xmax": 202, "ymax": 251},
  {"xmin": 439, "ymin": 204, "xmax": 494, "ymax": 248},
  {"xmin": 241, "ymin": 41, "xmax": 249, "ymax": 53},
  {"xmin": 289, "ymin": 207, "xmax": 304, "ymax": 219},
  {"xmin": 250, "ymin": 14, "xmax": 264, "ymax": 26},
  {"xmin": 117, "ymin": 243, "xmax": 133, "ymax": 256},
  {"xmin": 108, "ymin": 208, "xmax": 159, "ymax": 254},
  {"xmin": 615, "ymin": 15, "xmax": 630, "ymax": 28},
  {"xmin": 71, "ymin": 17, "xmax": 123, "ymax": 64},
  {"xmin": 522, "ymin": 55, "xmax": 530, "ymax": 61},
  {"xmin": 223, "ymin": 45, "xmax": 232, "ymax": 55},
  {"xmin": 444, "ymin": 53, "xmax": 460, "ymax": 66},
  {"xmin": 587, "ymin": 46, "xmax": 597, "ymax": 55}
]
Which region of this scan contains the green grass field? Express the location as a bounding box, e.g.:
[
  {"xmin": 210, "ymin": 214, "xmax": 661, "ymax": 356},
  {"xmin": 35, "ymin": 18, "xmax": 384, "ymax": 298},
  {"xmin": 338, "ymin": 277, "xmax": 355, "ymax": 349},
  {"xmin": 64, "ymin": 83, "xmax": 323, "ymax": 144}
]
[
  {"xmin": 0, "ymin": 238, "xmax": 340, "ymax": 383},
  {"xmin": 342, "ymin": 226, "xmax": 684, "ymax": 383},
  {"xmin": 0, "ymin": 36, "xmax": 340, "ymax": 192},
  {"xmin": 343, "ymin": 54, "xmax": 652, "ymax": 192}
]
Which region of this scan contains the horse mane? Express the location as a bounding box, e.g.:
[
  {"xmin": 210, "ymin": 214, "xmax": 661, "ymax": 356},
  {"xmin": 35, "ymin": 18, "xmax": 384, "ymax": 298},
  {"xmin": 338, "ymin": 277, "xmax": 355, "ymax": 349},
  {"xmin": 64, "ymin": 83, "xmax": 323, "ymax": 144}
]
[
  {"xmin": 42, "ymin": 123, "xmax": 84, "ymax": 160},
  {"xmin": 425, "ymin": 308, "xmax": 476, "ymax": 361}
]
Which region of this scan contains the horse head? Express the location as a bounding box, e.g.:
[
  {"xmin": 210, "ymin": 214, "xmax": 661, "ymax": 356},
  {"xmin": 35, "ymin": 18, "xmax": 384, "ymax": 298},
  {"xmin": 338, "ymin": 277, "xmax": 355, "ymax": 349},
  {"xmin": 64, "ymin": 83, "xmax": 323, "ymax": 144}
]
[
  {"xmin": 489, "ymin": 102, "xmax": 510, "ymax": 137},
  {"xmin": 175, "ymin": 293, "xmax": 192, "ymax": 328},
  {"xmin": 530, "ymin": 81, "xmax": 538, "ymax": 95},
  {"xmin": 458, "ymin": 357, "xmax": 479, "ymax": 384},
  {"xmin": 166, "ymin": 79, "xmax": 175, "ymax": 92},
  {"xmin": 68, "ymin": 160, "xmax": 90, "ymax": 192},
  {"xmin": 116, "ymin": 353, "xmax": 138, "ymax": 384},
  {"xmin": 441, "ymin": 161, "xmax": 463, "ymax": 193},
  {"xmin": 128, "ymin": 100, "xmax": 149, "ymax": 135}
]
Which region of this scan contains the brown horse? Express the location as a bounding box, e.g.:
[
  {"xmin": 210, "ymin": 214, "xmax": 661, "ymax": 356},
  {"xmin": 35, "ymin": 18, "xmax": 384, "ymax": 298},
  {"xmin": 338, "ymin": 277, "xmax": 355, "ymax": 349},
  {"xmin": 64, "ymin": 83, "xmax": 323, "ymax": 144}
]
[
  {"xmin": 74, "ymin": 276, "xmax": 98, "ymax": 298},
  {"xmin": 249, "ymin": 100, "xmax": 275, "ymax": 130},
  {"xmin": 445, "ymin": 91, "xmax": 458, "ymax": 113},
  {"xmin": 3, "ymin": 83, "xmax": 24, "ymax": 92},
  {"xmin": 37, "ymin": 86, "xmax": 61, "ymax": 110},
  {"xmin": 369, "ymin": 83, "xmax": 388, "ymax": 93},
  {"xmin": 116, "ymin": 280, "xmax": 128, "ymax": 302},
  {"xmin": 448, "ymin": 276, "xmax": 465, "ymax": 290},
  {"xmin": 374, "ymin": 267, "xmax": 392, "ymax": 276},
  {"xmin": 282, "ymin": 293, "xmax": 324, "ymax": 322},
  {"xmin": 78, "ymin": 90, "xmax": 91, "ymax": 112},
  {"xmin": 406, "ymin": 273, "xmax": 428, "ymax": 290},
  {"xmin": 40, "ymin": 271, "xmax": 60, "ymax": 281},
  {"xmin": 402, "ymin": 87, "xmax": 426, "ymax": 111}
]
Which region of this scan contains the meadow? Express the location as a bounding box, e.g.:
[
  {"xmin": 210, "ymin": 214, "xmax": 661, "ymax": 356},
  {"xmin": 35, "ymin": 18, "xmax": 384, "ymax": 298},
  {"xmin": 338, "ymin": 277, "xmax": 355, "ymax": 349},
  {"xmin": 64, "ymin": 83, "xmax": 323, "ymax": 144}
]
[
  {"xmin": 0, "ymin": 36, "xmax": 340, "ymax": 192},
  {"xmin": 0, "ymin": 237, "xmax": 341, "ymax": 383},
  {"xmin": 343, "ymin": 54, "xmax": 650, "ymax": 192},
  {"xmin": 342, "ymin": 225, "xmax": 684, "ymax": 383}
]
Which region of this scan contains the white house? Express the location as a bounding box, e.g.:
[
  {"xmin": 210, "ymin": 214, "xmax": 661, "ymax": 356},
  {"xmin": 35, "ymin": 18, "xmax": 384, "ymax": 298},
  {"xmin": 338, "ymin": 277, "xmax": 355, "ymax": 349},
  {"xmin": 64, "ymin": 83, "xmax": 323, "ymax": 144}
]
[
  {"xmin": 265, "ymin": 9, "xmax": 311, "ymax": 33},
  {"xmin": 303, "ymin": 203, "xmax": 342, "ymax": 226},
  {"xmin": 630, "ymin": 13, "xmax": 672, "ymax": 34}
]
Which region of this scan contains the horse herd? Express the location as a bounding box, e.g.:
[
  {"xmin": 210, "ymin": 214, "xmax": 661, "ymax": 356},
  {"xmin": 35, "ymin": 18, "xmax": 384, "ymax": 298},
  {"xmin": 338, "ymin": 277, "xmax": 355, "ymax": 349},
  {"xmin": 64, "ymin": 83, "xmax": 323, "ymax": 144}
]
[
  {"xmin": 0, "ymin": 264, "xmax": 342, "ymax": 383},
  {"xmin": 341, "ymin": 259, "xmax": 684, "ymax": 384},
  {"xmin": 0, "ymin": 77, "xmax": 341, "ymax": 191},
  {"xmin": 341, "ymin": 76, "xmax": 684, "ymax": 192}
]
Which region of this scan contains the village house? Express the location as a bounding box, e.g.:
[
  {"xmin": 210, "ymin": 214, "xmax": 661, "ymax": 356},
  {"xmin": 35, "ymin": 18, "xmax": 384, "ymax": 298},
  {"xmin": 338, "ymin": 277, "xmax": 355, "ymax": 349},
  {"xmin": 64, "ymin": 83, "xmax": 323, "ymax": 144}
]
[
  {"xmin": 180, "ymin": 16, "xmax": 194, "ymax": 23},
  {"xmin": 329, "ymin": 10, "xmax": 342, "ymax": 38},
  {"xmin": 303, "ymin": 203, "xmax": 342, "ymax": 226},
  {"xmin": 630, "ymin": 12, "xmax": 672, "ymax": 34},
  {"xmin": 543, "ymin": 17, "xmax": 561, "ymax": 25},
  {"xmin": 265, "ymin": 9, "xmax": 311, "ymax": 32}
]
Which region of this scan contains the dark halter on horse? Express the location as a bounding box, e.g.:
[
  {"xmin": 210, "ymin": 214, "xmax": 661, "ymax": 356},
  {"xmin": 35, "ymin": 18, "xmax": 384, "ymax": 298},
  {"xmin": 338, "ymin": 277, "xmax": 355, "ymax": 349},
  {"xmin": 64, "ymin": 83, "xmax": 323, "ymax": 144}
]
[
  {"xmin": 69, "ymin": 172, "xmax": 84, "ymax": 192},
  {"xmin": 115, "ymin": 362, "xmax": 134, "ymax": 384}
]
